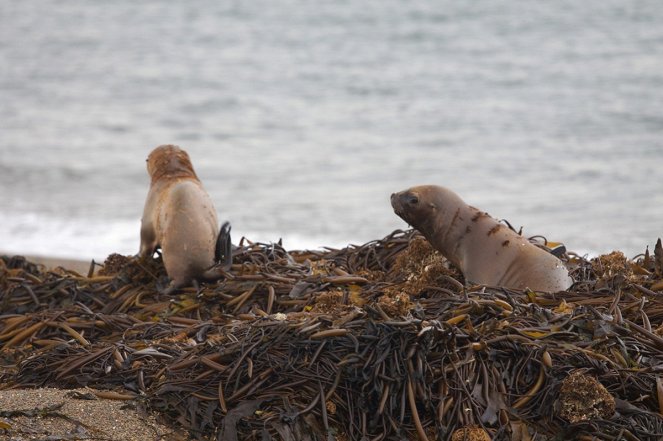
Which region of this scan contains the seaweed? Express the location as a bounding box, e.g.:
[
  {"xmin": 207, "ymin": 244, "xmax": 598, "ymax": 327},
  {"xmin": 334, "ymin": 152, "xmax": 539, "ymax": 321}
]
[{"xmin": 2, "ymin": 230, "xmax": 663, "ymax": 440}]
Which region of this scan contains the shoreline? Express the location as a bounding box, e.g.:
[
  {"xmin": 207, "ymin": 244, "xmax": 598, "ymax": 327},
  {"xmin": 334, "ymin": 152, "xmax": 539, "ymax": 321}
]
[{"xmin": 0, "ymin": 252, "xmax": 96, "ymax": 276}]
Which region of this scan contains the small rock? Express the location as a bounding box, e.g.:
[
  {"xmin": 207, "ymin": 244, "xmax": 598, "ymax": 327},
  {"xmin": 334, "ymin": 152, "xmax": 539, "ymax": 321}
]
[
  {"xmin": 451, "ymin": 426, "xmax": 491, "ymax": 441},
  {"xmin": 557, "ymin": 370, "xmax": 615, "ymax": 423}
]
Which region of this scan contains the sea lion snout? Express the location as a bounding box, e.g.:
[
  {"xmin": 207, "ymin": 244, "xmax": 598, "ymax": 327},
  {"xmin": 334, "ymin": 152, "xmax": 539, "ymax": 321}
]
[
  {"xmin": 389, "ymin": 192, "xmax": 398, "ymax": 209},
  {"xmin": 390, "ymin": 192, "xmax": 404, "ymax": 216}
]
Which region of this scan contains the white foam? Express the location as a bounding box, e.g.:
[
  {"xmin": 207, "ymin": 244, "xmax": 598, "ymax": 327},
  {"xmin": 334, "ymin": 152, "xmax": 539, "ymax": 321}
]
[
  {"xmin": 0, "ymin": 212, "xmax": 139, "ymax": 261},
  {"xmin": 0, "ymin": 211, "xmax": 356, "ymax": 260}
]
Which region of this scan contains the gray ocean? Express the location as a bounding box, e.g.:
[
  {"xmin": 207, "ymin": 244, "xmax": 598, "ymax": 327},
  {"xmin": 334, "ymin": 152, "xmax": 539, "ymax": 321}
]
[{"xmin": 1, "ymin": 1, "xmax": 662, "ymax": 261}]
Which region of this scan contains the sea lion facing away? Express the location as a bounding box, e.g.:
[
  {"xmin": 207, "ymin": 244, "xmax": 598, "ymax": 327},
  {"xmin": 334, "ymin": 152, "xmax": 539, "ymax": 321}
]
[
  {"xmin": 391, "ymin": 185, "xmax": 572, "ymax": 292},
  {"xmin": 139, "ymin": 144, "xmax": 231, "ymax": 293}
]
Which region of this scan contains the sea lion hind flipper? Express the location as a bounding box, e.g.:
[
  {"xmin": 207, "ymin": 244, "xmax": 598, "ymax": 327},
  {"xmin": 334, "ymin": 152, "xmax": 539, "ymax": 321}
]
[
  {"xmin": 157, "ymin": 276, "xmax": 180, "ymax": 295},
  {"xmin": 215, "ymin": 221, "xmax": 233, "ymax": 267},
  {"xmin": 201, "ymin": 265, "xmax": 234, "ymax": 283}
]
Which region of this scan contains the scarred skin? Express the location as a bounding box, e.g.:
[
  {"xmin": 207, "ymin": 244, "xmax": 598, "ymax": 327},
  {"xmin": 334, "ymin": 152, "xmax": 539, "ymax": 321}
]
[
  {"xmin": 139, "ymin": 145, "xmax": 220, "ymax": 292},
  {"xmin": 391, "ymin": 185, "xmax": 572, "ymax": 292}
]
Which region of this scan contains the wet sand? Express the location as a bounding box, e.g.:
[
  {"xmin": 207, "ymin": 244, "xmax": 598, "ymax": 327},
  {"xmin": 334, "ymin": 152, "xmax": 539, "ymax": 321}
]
[{"xmin": 0, "ymin": 387, "xmax": 181, "ymax": 441}]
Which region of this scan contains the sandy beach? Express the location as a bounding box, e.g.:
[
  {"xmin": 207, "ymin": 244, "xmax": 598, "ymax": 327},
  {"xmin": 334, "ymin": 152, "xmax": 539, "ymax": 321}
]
[{"xmin": 0, "ymin": 387, "xmax": 180, "ymax": 441}]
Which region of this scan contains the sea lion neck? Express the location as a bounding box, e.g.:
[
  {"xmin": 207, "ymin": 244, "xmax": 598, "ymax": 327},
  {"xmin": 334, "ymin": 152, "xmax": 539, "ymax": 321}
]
[
  {"xmin": 149, "ymin": 167, "xmax": 198, "ymax": 185},
  {"xmin": 391, "ymin": 185, "xmax": 473, "ymax": 269},
  {"xmin": 421, "ymin": 189, "xmax": 473, "ymax": 261}
]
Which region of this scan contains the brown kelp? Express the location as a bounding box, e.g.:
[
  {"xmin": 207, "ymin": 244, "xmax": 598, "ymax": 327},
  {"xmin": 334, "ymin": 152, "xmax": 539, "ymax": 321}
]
[{"xmin": 2, "ymin": 232, "xmax": 663, "ymax": 440}]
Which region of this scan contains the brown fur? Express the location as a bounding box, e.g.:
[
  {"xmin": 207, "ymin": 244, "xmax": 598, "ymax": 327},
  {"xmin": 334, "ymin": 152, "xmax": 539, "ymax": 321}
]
[
  {"xmin": 391, "ymin": 185, "xmax": 572, "ymax": 292},
  {"xmin": 139, "ymin": 145, "xmax": 219, "ymax": 292}
]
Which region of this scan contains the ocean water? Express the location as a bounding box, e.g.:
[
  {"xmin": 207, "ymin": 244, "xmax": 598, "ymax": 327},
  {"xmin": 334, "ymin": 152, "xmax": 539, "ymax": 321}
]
[{"xmin": 1, "ymin": 0, "xmax": 662, "ymax": 261}]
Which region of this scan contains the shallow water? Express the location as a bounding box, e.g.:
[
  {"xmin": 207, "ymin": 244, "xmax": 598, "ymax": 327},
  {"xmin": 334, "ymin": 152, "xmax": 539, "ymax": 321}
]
[{"xmin": 1, "ymin": 1, "xmax": 663, "ymax": 260}]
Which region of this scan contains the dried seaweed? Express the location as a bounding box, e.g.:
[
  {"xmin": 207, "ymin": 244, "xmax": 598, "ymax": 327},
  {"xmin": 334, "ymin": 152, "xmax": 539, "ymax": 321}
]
[{"xmin": 2, "ymin": 230, "xmax": 663, "ymax": 440}]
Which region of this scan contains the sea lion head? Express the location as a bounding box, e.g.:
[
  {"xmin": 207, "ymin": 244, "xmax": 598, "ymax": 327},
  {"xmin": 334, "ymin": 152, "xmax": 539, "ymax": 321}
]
[
  {"xmin": 391, "ymin": 185, "xmax": 447, "ymax": 238},
  {"xmin": 146, "ymin": 144, "xmax": 198, "ymax": 183}
]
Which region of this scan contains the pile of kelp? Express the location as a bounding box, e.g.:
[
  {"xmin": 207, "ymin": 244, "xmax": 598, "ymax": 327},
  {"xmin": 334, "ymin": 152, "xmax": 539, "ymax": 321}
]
[{"xmin": 2, "ymin": 230, "xmax": 663, "ymax": 441}]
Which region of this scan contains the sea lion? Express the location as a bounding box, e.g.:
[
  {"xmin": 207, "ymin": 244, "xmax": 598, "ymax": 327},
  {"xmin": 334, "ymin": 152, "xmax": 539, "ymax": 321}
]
[
  {"xmin": 391, "ymin": 185, "xmax": 572, "ymax": 292},
  {"xmin": 139, "ymin": 144, "xmax": 231, "ymax": 293}
]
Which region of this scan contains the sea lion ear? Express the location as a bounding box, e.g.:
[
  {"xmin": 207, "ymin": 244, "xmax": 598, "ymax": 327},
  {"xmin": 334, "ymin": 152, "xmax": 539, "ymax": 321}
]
[{"xmin": 429, "ymin": 203, "xmax": 436, "ymax": 209}]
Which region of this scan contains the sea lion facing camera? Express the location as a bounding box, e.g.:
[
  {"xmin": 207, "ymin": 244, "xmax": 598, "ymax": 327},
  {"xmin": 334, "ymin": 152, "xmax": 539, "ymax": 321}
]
[
  {"xmin": 139, "ymin": 144, "xmax": 231, "ymax": 293},
  {"xmin": 391, "ymin": 185, "xmax": 572, "ymax": 292}
]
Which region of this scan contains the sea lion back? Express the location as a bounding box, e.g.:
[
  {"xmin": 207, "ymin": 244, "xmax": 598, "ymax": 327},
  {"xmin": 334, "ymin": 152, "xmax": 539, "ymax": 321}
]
[{"xmin": 139, "ymin": 144, "xmax": 223, "ymax": 292}]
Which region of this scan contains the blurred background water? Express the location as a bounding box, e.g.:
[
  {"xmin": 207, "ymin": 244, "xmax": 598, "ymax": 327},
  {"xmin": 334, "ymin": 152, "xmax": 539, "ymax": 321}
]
[{"xmin": 1, "ymin": 0, "xmax": 662, "ymax": 261}]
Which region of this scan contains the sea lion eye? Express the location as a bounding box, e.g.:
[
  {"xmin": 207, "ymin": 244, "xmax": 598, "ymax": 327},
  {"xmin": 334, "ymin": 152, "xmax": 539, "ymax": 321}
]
[{"xmin": 407, "ymin": 195, "xmax": 419, "ymax": 205}]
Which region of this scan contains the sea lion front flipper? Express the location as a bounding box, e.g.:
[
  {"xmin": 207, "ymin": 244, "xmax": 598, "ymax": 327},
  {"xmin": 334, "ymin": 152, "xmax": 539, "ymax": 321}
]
[{"xmin": 215, "ymin": 221, "xmax": 233, "ymax": 268}]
